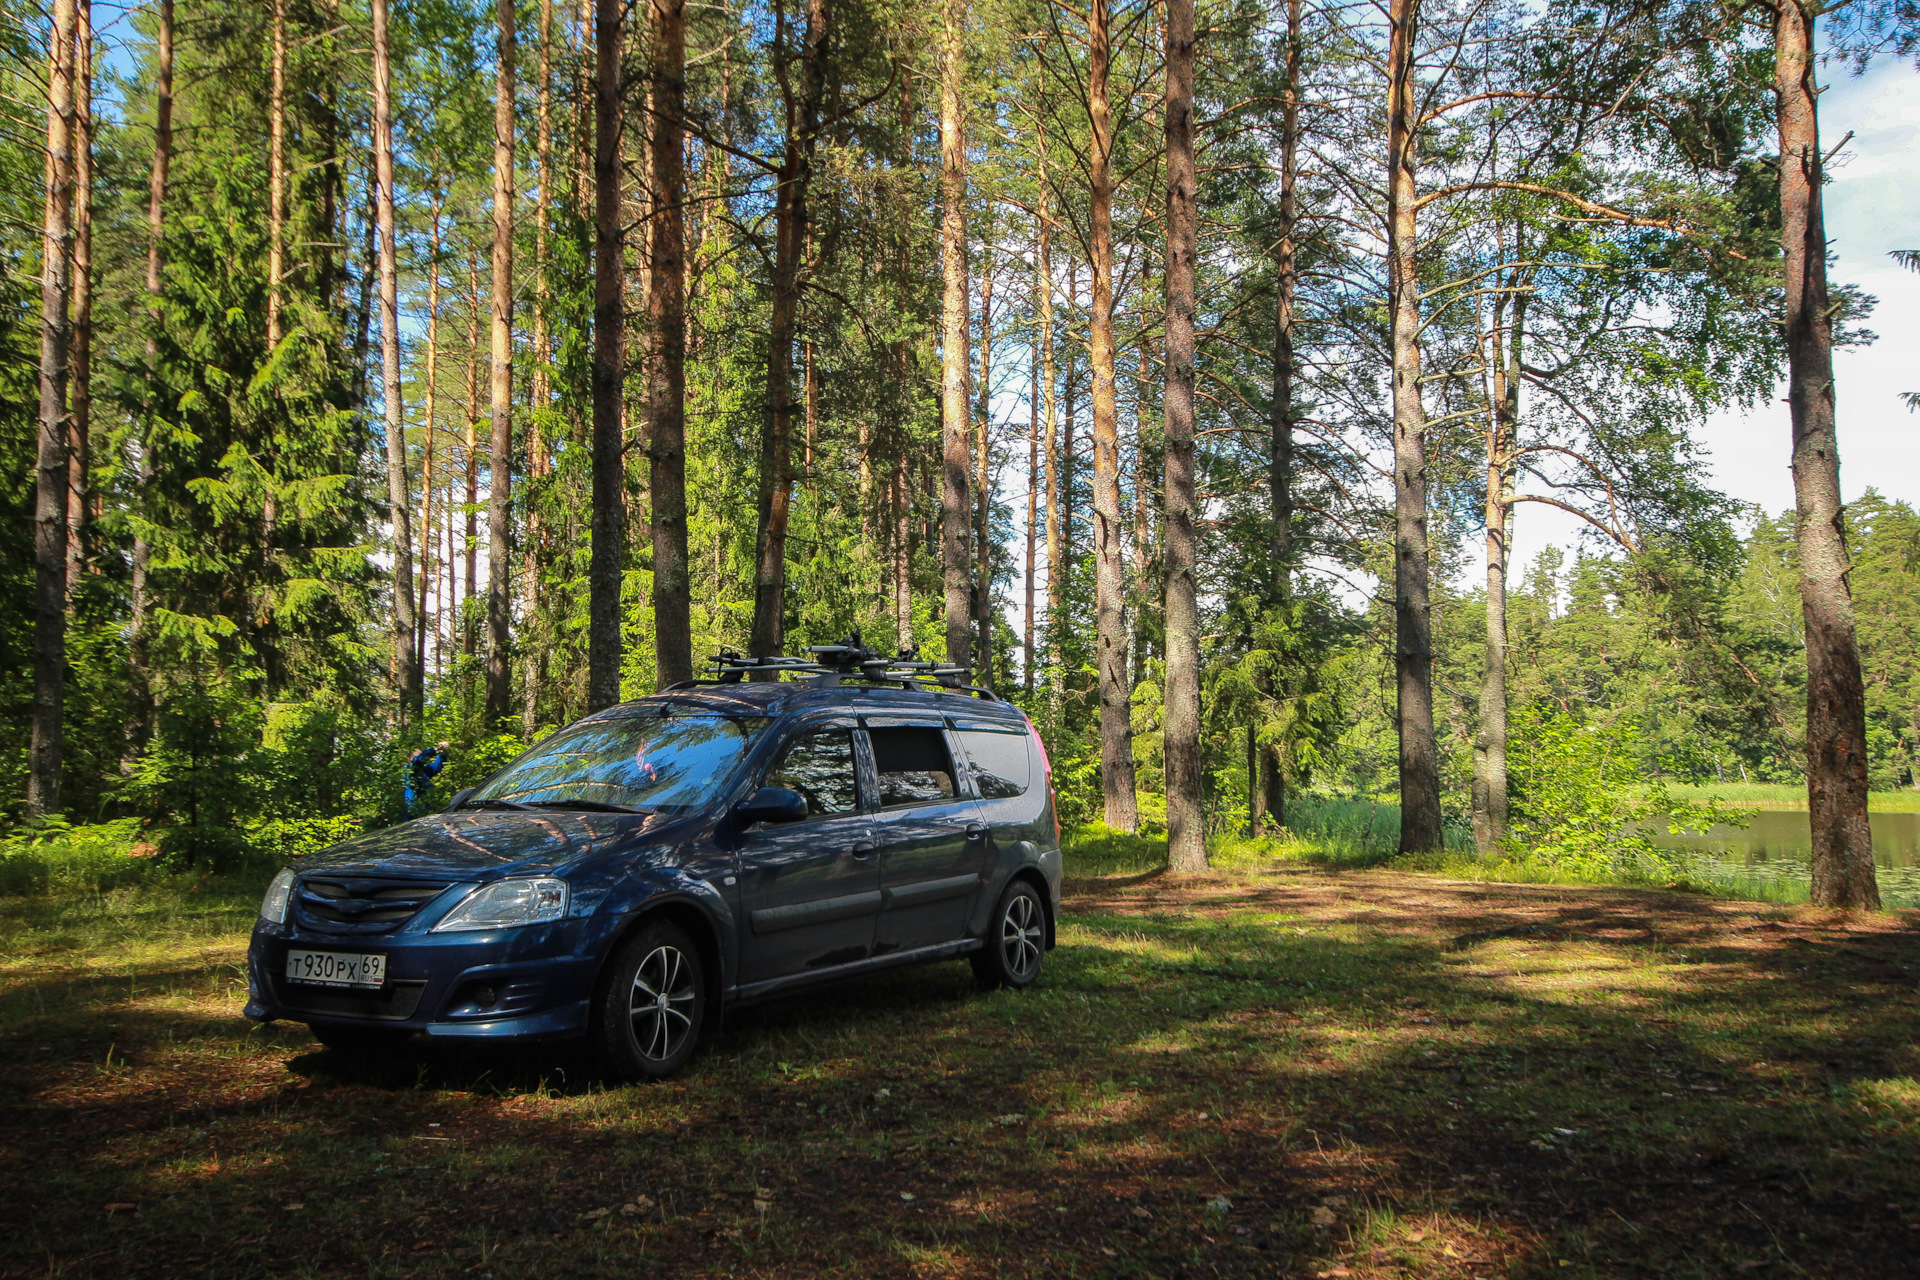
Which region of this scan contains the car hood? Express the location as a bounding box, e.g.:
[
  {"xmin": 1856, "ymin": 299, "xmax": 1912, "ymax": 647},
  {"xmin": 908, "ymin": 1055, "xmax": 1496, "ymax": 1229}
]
[{"xmin": 297, "ymin": 809, "xmax": 663, "ymax": 880}]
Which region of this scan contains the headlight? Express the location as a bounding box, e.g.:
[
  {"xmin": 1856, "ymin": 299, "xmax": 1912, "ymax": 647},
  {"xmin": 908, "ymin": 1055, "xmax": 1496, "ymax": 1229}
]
[
  {"xmin": 431, "ymin": 877, "xmax": 569, "ymax": 933},
  {"xmin": 260, "ymin": 868, "xmax": 297, "ymax": 924}
]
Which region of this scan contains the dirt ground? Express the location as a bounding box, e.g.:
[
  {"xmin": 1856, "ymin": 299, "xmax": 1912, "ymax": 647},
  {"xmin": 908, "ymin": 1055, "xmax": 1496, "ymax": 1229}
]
[{"xmin": 2, "ymin": 866, "xmax": 1917, "ymax": 1278}]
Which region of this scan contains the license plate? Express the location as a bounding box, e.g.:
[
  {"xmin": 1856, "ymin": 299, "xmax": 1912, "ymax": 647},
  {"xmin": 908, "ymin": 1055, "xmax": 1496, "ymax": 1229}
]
[{"xmin": 285, "ymin": 950, "xmax": 387, "ymax": 989}]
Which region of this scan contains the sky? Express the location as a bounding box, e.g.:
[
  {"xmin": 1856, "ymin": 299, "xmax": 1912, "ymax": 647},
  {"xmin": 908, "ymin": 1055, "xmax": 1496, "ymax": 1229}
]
[{"xmin": 1506, "ymin": 52, "xmax": 1920, "ymax": 576}]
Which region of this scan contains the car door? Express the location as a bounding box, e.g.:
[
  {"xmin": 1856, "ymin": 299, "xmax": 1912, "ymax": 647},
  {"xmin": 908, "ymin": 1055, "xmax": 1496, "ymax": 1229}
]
[
  {"xmin": 863, "ymin": 717, "xmax": 987, "ymax": 955},
  {"xmin": 734, "ymin": 722, "xmax": 880, "ymax": 986}
]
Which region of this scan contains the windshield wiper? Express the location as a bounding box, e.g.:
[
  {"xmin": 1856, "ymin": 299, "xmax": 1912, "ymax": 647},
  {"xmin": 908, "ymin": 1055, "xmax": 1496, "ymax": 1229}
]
[
  {"xmin": 525, "ymin": 799, "xmax": 655, "ymax": 815},
  {"xmin": 462, "ymin": 797, "xmax": 539, "ymax": 812}
]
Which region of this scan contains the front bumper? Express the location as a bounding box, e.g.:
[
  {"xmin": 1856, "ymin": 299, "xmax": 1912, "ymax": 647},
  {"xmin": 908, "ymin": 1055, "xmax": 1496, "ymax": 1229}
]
[{"xmin": 246, "ymin": 920, "xmax": 599, "ymax": 1042}]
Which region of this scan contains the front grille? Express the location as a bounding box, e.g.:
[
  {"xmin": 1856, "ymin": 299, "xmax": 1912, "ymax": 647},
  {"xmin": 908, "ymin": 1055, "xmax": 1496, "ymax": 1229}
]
[
  {"xmin": 294, "ymin": 877, "xmax": 453, "ymax": 935},
  {"xmin": 273, "ymin": 977, "xmax": 428, "ymax": 1021}
]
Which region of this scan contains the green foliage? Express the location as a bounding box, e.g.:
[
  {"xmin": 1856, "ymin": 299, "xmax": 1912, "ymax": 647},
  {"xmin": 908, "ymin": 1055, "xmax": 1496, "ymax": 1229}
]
[
  {"xmin": 0, "ymin": 818, "xmax": 152, "ymax": 896},
  {"xmin": 1506, "ymin": 702, "xmax": 1744, "ymax": 875}
]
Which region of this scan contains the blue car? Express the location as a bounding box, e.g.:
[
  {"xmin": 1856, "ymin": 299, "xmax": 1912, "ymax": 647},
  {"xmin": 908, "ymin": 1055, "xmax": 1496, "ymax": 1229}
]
[{"xmin": 246, "ymin": 647, "xmax": 1062, "ymax": 1078}]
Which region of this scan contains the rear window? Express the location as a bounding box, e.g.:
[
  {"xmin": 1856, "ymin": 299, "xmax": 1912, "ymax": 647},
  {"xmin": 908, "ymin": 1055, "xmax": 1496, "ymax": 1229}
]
[
  {"xmin": 958, "ymin": 728, "xmax": 1031, "ymax": 798},
  {"xmin": 868, "ymin": 726, "xmax": 956, "ymax": 807}
]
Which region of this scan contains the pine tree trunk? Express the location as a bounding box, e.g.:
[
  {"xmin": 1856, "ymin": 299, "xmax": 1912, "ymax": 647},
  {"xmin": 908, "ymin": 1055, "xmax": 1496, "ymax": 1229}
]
[
  {"xmin": 464, "ymin": 255, "xmax": 482, "ymax": 650},
  {"xmin": 67, "ymin": 0, "xmax": 91, "ymax": 603},
  {"xmin": 938, "ymin": 0, "xmax": 973, "ymax": 671},
  {"xmin": 1475, "ymin": 288, "xmax": 1519, "ymax": 852},
  {"xmin": 750, "ymin": 0, "xmax": 832, "ymax": 666},
  {"xmin": 484, "ymin": 0, "xmax": 517, "ymax": 726},
  {"xmin": 373, "ymin": 0, "xmax": 421, "ymax": 723},
  {"xmin": 650, "ymin": 0, "xmax": 692, "ymax": 688},
  {"xmin": 1131, "ymin": 320, "xmax": 1153, "ymax": 690},
  {"xmin": 975, "ymin": 265, "xmax": 994, "ymax": 684},
  {"xmin": 524, "ymin": 0, "xmax": 553, "ymax": 737},
  {"xmin": 30, "ymin": 0, "xmax": 78, "ymax": 817},
  {"xmin": 1038, "ymin": 132, "xmax": 1061, "ymax": 706},
  {"xmin": 1271, "ymin": 0, "xmax": 1298, "ymax": 602},
  {"xmin": 1387, "ymin": 0, "xmax": 1442, "ymax": 854},
  {"xmin": 1162, "ymin": 0, "xmax": 1205, "ymax": 870},
  {"xmin": 1088, "ymin": 0, "xmax": 1137, "ymax": 830},
  {"xmin": 419, "ymin": 191, "xmax": 443, "ymax": 678},
  {"xmin": 1025, "ymin": 291, "xmax": 1039, "ymax": 692},
  {"xmin": 1775, "ymin": 0, "xmax": 1876, "ymax": 908},
  {"xmin": 267, "ymin": 0, "xmax": 287, "ymax": 350},
  {"xmin": 131, "ymin": 0, "xmax": 172, "ymax": 709},
  {"xmin": 587, "ymin": 0, "xmax": 626, "ymax": 710}
]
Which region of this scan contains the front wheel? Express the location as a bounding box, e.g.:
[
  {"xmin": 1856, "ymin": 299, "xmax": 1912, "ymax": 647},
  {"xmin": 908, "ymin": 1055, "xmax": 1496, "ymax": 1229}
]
[
  {"xmin": 594, "ymin": 919, "xmax": 707, "ymax": 1080},
  {"xmin": 972, "ymin": 880, "xmax": 1047, "ymax": 990}
]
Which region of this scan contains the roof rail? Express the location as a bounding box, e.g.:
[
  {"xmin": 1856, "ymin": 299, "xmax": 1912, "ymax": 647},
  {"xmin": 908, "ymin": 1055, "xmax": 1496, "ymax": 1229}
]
[{"xmin": 700, "ymin": 632, "xmax": 998, "ymax": 700}]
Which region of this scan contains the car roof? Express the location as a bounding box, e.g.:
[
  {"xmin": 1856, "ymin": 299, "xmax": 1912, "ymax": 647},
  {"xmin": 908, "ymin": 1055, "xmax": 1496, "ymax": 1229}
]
[{"xmin": 586, "ymin": 682, "xmax": 1030, "ymax": 727}]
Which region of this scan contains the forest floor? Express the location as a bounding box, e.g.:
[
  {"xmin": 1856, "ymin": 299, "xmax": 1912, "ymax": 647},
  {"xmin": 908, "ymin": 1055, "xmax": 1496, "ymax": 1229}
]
[{"xmin": 1, "ymin": 865, "xmax": 1918, "ymax": 1279}]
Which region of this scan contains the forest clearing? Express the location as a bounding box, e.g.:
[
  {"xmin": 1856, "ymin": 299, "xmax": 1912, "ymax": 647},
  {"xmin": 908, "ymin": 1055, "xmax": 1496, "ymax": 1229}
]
[{"xmin": 3, "ymin": 850, "xmax": 1919, "ymax": 1278}]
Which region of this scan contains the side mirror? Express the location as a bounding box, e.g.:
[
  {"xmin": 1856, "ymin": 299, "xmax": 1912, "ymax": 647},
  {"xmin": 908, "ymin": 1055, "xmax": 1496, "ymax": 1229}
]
[
  {"xmin": 735, "ymin": 786, "xmax": 808, "ymax": 824},
  {"xmin": 447, "ymin": 788, "xmax": 475, "ymax": 810}
]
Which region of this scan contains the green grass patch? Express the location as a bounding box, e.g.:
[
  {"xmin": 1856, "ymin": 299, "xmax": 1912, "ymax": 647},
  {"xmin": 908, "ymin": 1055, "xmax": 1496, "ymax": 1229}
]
[{"xmin": 1664, "ymin": 782, "xmax": 1920, "ymax": 813}]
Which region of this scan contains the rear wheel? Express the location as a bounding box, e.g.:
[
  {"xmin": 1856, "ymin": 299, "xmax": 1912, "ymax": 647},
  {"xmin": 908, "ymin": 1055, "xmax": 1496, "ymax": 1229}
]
[
  {"xmin": 972, "ymin": 880, "xmax": 1047, "ymax": 990},
  {"xmin": 594, "ymin": 919, "xmax": 706, "ymax": 1080}
]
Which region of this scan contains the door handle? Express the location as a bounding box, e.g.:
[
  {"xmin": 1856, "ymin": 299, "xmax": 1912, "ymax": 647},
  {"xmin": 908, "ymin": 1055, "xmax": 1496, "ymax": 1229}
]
[
  {"xmin": 964, "ymin": 823, "xmax": 987, "ymax": 841},
  {"xmin": 851, "ymin": 841, "xmax": 876, "ymax": 859}
]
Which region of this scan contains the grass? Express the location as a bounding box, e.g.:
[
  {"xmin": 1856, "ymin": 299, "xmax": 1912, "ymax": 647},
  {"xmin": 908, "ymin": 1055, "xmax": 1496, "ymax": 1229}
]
[
  {"xmin": 3, "ymin": 852, "xmax": 1919, "ymax": 1278},
  {"xmin": 1664, "ymin": 783, "xmax": 1920, "ymax": 813}
]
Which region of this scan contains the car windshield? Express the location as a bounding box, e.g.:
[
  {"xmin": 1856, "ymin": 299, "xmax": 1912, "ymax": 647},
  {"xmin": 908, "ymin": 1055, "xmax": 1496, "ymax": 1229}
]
[{"xmin": 470, "ymin": 714, "xmax": 769, "ymax": 814}]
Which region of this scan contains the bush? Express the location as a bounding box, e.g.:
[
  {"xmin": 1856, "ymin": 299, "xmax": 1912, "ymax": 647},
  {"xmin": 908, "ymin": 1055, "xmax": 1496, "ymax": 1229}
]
[{"xmin": 0, "ymin": 817, "xmax": 154, "ymax": 896}]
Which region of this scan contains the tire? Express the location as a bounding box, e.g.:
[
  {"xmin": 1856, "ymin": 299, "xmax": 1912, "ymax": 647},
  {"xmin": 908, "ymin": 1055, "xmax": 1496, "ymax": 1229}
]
[
  {"xmin": 594, "ymin": 919, "xmax": 707, "ymax": 1080},
  {"xmin": 971, "ymin": 879, "xmax": 1047, "ymax": 990},
  {"xmin": 308, "ymin": 1022, "xmax": 410, "ymax": 1057}
]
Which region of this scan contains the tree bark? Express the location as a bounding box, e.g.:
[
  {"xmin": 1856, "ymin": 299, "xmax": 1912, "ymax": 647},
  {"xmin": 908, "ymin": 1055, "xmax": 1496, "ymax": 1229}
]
[
  {"xmin": 131, "ymin": 0, "xmax": 172, "ymax": 702},
  {"xmin": 938, "ymin": 0, "xmax": 973, "ymax": 672},
  {"xmin": 419, "ymin": 190, "xmax": 443, "ymax": 677},
  {"xmin": 1025, "ymin": 271, "xmax": 1040, "ymax": 692},
  {"xmin": 749, "ymin": 0, "xmax": 833, "ymax": 666},
  {"xmin": 1387, "ymin": 0, "xmax": 1442, "ymax": 854},
  {"xmin": 1038, "ymin": 127, "xmax": 1061, "ymax": 707},
  {"xmin": 484, "ymin": 0, "xmax": 517, "ymax": 726},
  {"xmin": 67, "ymin": 0, "xmax": 91, "ymax": 602},
  {"xmin": 1474, "ymin": 287, "xmax": 1520, "ymax": 852},
  {"xmin": 587, "ymin": 0, "xmax": 625, "ymax": 710},
  {"xmin": 650, "ymin": 0, "xmax": 692, "ymax": 688},
  {"xmin": 525, "ymin": 0, "xmax": 554, "ymax": 737},
  {"xmin": 1088, "ymin": 0, "xmax": 1137, "ymax": 831},
  {"xmin": 464, "ymin": 254, "xmax": 482, "ymax": 651},
  {"xmin": 975, "ymin": 263, "xmax": 994, "ymax": 684},
  {"xmin": 1775, "ymin": 0, "xmax": 1876, "ymax": 908},
  {"xmin": 29, "ymin": 0, "xmax": 77, "ymax": 817},
  {"xmin": 267, "ymin": 0, "xmax": 287, "ymax": 350},
  {"xmin": 373, "ymin": 0, "xmax": 421, "ymax": 723},
  {"xmin": 1162, "ymin": 0, "xmax": 1204, "ymax": 870},
  {"xmin": 1131, "ymin": 314, "xmax": 1153, "ymax": 691}
]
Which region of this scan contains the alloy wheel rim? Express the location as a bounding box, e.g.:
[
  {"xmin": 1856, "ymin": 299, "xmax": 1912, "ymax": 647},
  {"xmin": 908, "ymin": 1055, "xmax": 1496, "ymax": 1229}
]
[
  {"xmin": 628, "ymin": 944, "xmax": 697, "ymax": 1061},
  {"xmin": 1000, "ymin": 893, "xmax": 1043, "ymax": 978}
]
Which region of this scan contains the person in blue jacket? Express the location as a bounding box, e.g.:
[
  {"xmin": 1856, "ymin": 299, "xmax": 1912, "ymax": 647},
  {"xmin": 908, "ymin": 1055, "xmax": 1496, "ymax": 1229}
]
[{"xmin": 405, "ymin": 742, "xmax": 451, "ymax": 814}]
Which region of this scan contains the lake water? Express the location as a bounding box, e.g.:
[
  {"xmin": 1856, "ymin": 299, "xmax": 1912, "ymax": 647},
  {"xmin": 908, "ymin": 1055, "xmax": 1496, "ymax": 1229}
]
[{"xmin": 1645, "ymin": 810, "xmax": 1920, "ymax": 908}]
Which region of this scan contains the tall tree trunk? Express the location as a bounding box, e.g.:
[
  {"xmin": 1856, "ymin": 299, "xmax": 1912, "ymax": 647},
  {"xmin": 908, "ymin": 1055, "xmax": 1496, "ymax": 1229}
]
[
  {"xmin": 1162, "ymin": 0, "xmax": 1204, "ymax": 870},
  {"xmin": 750, "ymin": 0, "xmax": 833, "ymax": 665},
  {"xmin": 485, "ymin": 0, "xmax": 517, "ymax": 725},
  {"xmin": 1131, "ymin": 309, "xmax": 1153, "ymax": 690},
  {"xmin": 131, "ymin": 0, "xmax": 173, "ymax": 706},
  {"xmin": 938, "ymin": 0, "xmax": 973, "ymax": 671},
  {"xmin": 1025, "ymin": 285, "xmax": 1039, "ymax": 692},
  {"xmin": 267, "ymin": 0, "xmax": 287, "ymax": 350},
  {"xmin": 419, "ymin": 191, "xmax": 443, "ymax": 677},
  {"xmin": 66, "ymin": 0, "xmax": 91, "ymax": 602},
  {"xmin": 1060, "ymin": 265, "xmax": 1077, "ymax": 605},
  {"xmin": 587, "ymin": 0, "xmax": 626, "ymax": 710},
  {"xmin": 650, "ymin": 0, "xmax": 691, "ymax": 687},
  {"xmin": 523, "ymin": 0, "xmax": 555, "ymax": 736},
  {"xmin": 463, "ymin": 254, "xmax": 482, "ymax": 650},
  {"xmin": 1474, "ymin": 286, "xmax": 1520, "ymax": 852},
  {"xmin": 975, "ymin": 263, "xmax": 994, "ymax": 683},
  {"xmin": 1387, "ymin": 0, "xmax": 1441, "ymax": 854},
  {"xmin": 1775, "ymin": 0, "xmax": 1876, "ymax": 907},
  {"xmin": 1261, "ymin": 0, "xmax": 1301, "ymax": 828},
  {"xmin": 29, "ymin": 0, "xmax": 77, "ymax": 816},
  {"xmin": 1038, "ymin": 128, "xmax": 1061, "ymax": 707},
  {"xmin": 1088, "ymin": 0, "xmax": 1137, "ymax": 830},
  {"xmin": 373, "ymin": 0, "xmax": 421, "ymax": 723}
]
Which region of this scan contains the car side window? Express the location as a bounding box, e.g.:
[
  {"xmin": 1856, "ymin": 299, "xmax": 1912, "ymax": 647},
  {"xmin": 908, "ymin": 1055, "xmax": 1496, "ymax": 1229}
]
[
  {"xmin": 764, "ymin": 730, "xmax": 859, "ymax": 818},
  {"xmin": 868, "ymin": 726, "xmax": 957, "ymax": 807},
  {"xmin": 958, "ymin": 729, "xmax": 1030, "ymax": 798}
]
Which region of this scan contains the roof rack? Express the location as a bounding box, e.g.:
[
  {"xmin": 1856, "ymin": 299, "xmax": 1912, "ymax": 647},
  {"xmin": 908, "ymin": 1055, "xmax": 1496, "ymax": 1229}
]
[{"xmin": 695, "ymin": 632, "xmax": 998, "ymax": 700}]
